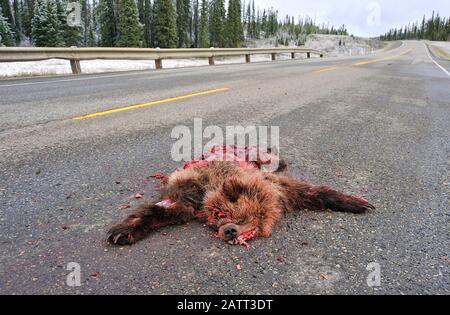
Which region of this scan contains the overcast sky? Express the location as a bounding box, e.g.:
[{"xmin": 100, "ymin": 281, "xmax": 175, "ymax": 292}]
[{"xmin": 253, "ymin": 0, "xmax": 450, "ymax": 37}]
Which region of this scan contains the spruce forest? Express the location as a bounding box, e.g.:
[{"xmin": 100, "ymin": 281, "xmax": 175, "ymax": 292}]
[
  {"xmin": 380, "ymin": 11, "xmax": 450, "ymax": 42},
  {"xmin": 0, "ymin": 0, "xmax": 349, "ymax": 48}
]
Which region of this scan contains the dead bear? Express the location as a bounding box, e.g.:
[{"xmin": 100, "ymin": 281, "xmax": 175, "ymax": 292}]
[{"xmin": 107, "ymin": 146, "xmax": 374, "ymax": 246}]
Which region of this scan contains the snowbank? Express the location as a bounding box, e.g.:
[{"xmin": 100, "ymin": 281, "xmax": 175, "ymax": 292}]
[
  {"xmin": 0, "ymin": 53, "xmax": 302, "ymax": 78},
  {"xmin": 0, "ymin": 34, "xmax": 384, "ymax": 78},
  {"xmin": 0, "ymin": 58, "xmax": 205, "ymax": 78}
]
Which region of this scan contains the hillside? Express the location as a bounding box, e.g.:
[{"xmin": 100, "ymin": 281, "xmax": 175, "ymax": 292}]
[{"xmin": 304, "ymin": 34, "xmax": 387, "ymax": 57}]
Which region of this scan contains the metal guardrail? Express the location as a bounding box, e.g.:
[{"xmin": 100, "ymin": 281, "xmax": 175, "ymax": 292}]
[{"xmin": 0, "ymin": 47, "xmax": 325, "ymax": 75}]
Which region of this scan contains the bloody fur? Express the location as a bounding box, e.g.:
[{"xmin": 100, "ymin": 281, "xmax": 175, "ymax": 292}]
[{"xmin": 108, "ymin": 146, "xmax": 374, "ymax": 246}]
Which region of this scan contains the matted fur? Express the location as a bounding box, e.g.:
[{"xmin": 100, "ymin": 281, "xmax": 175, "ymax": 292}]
[{"xmin": 108, "ymin": 159, "xmax": 374, "ymax": 246}]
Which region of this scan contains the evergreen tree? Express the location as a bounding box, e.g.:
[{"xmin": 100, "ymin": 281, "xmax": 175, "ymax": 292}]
[
  {"xmin": 117, "ymin": 0, "xmax": 142, "ymax": 47},
  {"xmin": 99, "ymin": 0, "xmax": 117, "ymax": 46},
  {"xmin": 244, "ymin": 0, "xmax": 249, "ymax": 35},
  {"xmin": 0, "ymin": 0, "xmax": 15, "ymax": 34},
  {"xmin": 426, "ymin": 11, "xmax": 435, "ymax": 40},
  {"xmin": 192, "ymin": 0, "xmax": 199, "ymax": 47},
  {"xmin": 419, "ymin": 15, "xmax": 426, "ymax": 39},
  {"xmin": 250, "ymin": 0, "xmax": 256, "ymax": 38},
  {"xmin": 81, "ymin": 0, "xmax": 88, "ymax": 45},
  {"xmin": 176, "ymin": 0, "xmax": 190, "ymax": 47},
  {"xmin": 199, "ymin": 0, "xmax": 208, "ymax": 47},
  {"xmin": 150, "ymin": 0, "xmax": 155, "ymax": 45},
  {"xmin": 137, "ymin": 0, "xmax": 144, "ymax": 24},
  {"xmin": 31, "ymin": 0, "xmax": 64, "ymax": 47},
  {"xmin": 87, "ymin": 9, "xmax": 96, "ymax": 46},
  {"xmin": 20, "ymin": 0, "xmax": 33, "ymax": 39},
  {"xmin": 92, "ymin": 0, "xmax": 99, "ymax": 45},
  {"xmin": 153, "ymin": 0, "xmax": 177, "ymax": 48},
  {"xmin": 142, "ymin": 0, "xmax": 152, "ymax": 47},
  {"xmin": 209, "ymin": 0, "xmax": 225, "ymax": 47},
  {"xmin": 31, "ymin": 0, "xmax": 47, "ymax": 46},
  {"xmin": 225, "ymin": 0, "xmax": 242, "ymax": 47},
  {"xmin": 42, "ymin": 0, "xmax": 63, "ymax": 46},
  {"xmin": 83, "ymin": 0, "xmax": 97, "ymax": 46},
  {"xmin": 380, "ymin": 12, "xmax": 450, "ymax": 42},
  {"xmin": 55, "ymin": 0, "xmax": 66, "ymax": 45},
  {"xmin": 79, "ymin": 0, "xmax": 98, "ymax": 46},
  {"xmin": 12, "ymin": 0, "xmax": 21, "ymax": 43},
  {"xmin": 4, "ymin": 0, "xmax": 377, "ymax": 49},
  {"xmin": 55, "ymin": 1, "xmax": 66, "ymax": 31},
  {"xmin": 0, "ymin": 6, "xmax": 14, "ymax": 46}
]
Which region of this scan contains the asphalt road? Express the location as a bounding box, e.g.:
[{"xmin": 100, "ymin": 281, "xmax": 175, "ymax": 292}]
[{"xmin": 0, "ymin": 41, "xmax": 448, "ymax": 295}]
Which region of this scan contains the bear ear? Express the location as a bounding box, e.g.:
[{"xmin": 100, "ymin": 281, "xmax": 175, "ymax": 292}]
[
  {"xmin": 222, "ymin": 177, "xmax": 246, "ymax": 203},
  {"xmin": 275, "ymin": 159, "xmax": 288, "ymax": 172}
]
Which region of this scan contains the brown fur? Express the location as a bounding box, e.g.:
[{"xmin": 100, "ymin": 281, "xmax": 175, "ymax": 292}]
[{"xmin": 108, "ymin": 161, "xmax": 374, "ymax": 245}]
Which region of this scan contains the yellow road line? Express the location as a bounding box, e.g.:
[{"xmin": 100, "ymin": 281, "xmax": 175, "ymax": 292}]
[
  {"xmin": 353, "ymin": 49, "xmax": 413, "ymax": 66},
  {"xmin": 72, "ymin": 87, "xmax": 230, "ymax": 120},
  {"xmin": 314, "ymin": 66, "xmax": 338, "ymax": 74}
]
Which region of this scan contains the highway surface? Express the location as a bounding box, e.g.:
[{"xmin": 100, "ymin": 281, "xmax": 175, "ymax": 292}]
[{"xmin": 0, "ymin": 41, "xmax": 448, "ymax": 294}]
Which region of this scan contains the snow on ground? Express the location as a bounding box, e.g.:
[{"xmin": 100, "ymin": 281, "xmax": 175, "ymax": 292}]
[
  {"xmin": 0, "ymin": 53, "xmax": 307, "ymax": 78},
  {"xmin": 243, "ymin": 37, "xmax": 284, "ymax": 48},
  {"xmin": 2, "ymin": 35, "xmax": 376, "ymax": 78},
  {"xmin": 244, "ymin": 34, "xmax": 386, "ymax": 57},
  {"xmin": 0, "ymin": 58, "xmax": 204, "ymax": 77},
  {"xmin": 304, "ymin": 34, "xmax": 386, "ymax": 57}
]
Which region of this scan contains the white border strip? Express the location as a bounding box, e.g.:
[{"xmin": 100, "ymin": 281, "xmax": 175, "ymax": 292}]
[
  {"xmin": 0, "ymin": 71, "xmax": 150, "ymax": 88},
  {"xmin": 424, "ymin": 43, "xmax": 450, "ymax": 78}
]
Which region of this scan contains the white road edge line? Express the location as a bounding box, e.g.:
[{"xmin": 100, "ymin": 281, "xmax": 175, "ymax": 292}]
[
  {"xmin": 424, "ymin": 42, "xmax": 450, "ymax": 78},
  {"xmin": 0, "ymin": 71, "xmax": 153, "ymax": 88}
]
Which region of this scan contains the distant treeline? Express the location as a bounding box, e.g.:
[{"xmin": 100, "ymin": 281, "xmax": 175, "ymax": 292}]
[
  {"xmin": 0, "ymin": 0, "xmax": 348, "ymax": 48},
  {"xmin": 380, "ymin": 11, "xmax": 450, "ymax": 41}
]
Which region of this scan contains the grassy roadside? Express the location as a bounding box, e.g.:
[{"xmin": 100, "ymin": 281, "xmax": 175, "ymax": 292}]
[{"xmin": 428, "ymin": 43, "xmax": 450, "ymax": 61}]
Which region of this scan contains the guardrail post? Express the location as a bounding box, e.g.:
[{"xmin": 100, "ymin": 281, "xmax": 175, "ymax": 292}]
[
  {"xmin": 307, "ymin": 52, "xmax": 311, "ymax": 58},
  {"xmin": 245, "ymin": 54, "xmax": 251, "ymax": 63},
  {"xmin": 291, "ymin": 52, "xmax": 295, "ymax": 59},
  {"xmin": 154, "ymin": 47, "xmax": 162, "ymax": 69},
  {"xmin": 271, "ymin": 53, "xmax": 276, "ymax": 61},
  {"xmin": 155, "ymin": 59, "xmax": 162, "ymax": 69},
  {"xmin": 70, "ymin": 59, "xmax": 81, "ymax": 75},
  {"xmin": 208, "ymin": 47, "xmax": 215, "ymax": 66}
]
